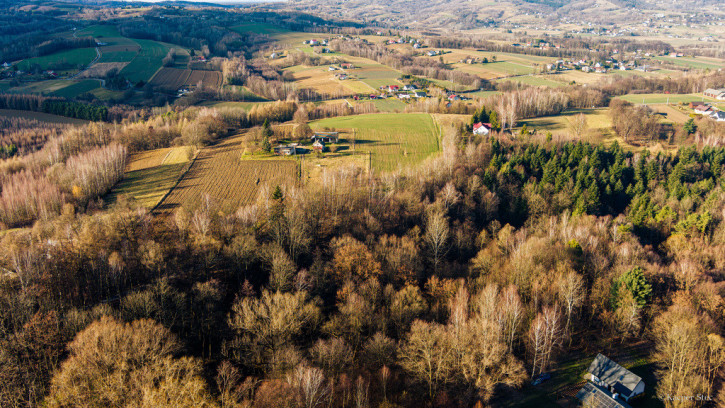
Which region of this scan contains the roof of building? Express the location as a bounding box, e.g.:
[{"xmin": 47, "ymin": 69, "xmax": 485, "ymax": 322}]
[
  {"xmin": 576, "ymin": 382, "xmax": 632, "ymax": 408},
  {"xmin": 588, "ymin": 354, "xmax": 643, "ymax": 395}
]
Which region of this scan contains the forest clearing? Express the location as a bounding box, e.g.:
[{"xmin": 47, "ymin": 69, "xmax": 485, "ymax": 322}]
[
  {"xmin": 310, "ymin": 113, "xmax": 441, "ymax": 172},
  {"xmin": 156, "ymin": 133, "xmax": 299, "ymax": 214}
]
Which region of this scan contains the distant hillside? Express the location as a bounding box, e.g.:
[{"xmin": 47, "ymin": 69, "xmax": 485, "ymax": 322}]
[{"xmin": 279, "ymin": 0, "xmax": 723, "ymax": 29}]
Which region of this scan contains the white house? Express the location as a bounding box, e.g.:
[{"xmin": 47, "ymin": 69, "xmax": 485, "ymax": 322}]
[
  {"xmin": 473, "ymin": 122, "xmax": 491, "ymax": 135},
  {"xmin": 711, "ymin": 111, "xmax": 725, "ymax": 122},
  {"xmin": 583, "ymin": 354, "xmax": 645, "ymax": 402},
  {"xmin": 695, "ymin": 104, "xmax": 715, "ymax": 115}
]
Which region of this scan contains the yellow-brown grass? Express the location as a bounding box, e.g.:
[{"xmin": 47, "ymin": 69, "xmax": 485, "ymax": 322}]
[{"xmin": 156, "ymin": 134, "xmax": 298, "ymax": 214}]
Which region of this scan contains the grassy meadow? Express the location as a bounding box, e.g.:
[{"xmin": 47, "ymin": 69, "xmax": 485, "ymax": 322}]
[
  {"xmin": 310, "ymin": 113, "xmax": 440, "ymax": 172},
  {"xmin": 106, "ymin": 146, "xmax": 191, "ymax": 209}
]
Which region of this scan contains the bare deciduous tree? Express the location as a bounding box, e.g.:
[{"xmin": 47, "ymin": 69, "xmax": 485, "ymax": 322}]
[
  {"xmin": 568, "ymin": 112, "xmax": 589, "ymax": 140},
  {"xmin": 425, "ymin": 209, "xmax": 450, "ymax": 273},
  {"xmin": 556, "ymin": 267, "xmax": 585, "ymax": 338},
  {"xmin": 287, "ymin": 365, "xmax": 330, "ymax": 408}
]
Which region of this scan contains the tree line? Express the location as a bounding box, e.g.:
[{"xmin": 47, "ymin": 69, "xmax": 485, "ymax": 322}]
[{"xmin": 0, "ymin": 94, "xmax": 108, "ymax": 121}]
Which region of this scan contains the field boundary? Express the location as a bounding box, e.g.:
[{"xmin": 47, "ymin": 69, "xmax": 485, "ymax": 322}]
[{"xmin": 152, "ymin": 148, "xmax": 199, "ymax": 213}]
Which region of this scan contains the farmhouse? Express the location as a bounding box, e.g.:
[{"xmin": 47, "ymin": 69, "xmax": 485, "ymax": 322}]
[
  {"xmin": 473, "ymin": 122, "xmax": 492, "ymax": 135},
  {"xmin": 312, "ymin": 140, "xmax": 326, "ymax": 152},
  {"xmin": 704, "ymin": 88, "xmax": 725, "ymax": 100},
  {"xmin": 711, "ymin": 111, "xmax": 725, "ymax": 122},
  {"xmin": 402, "ymin": 84, "xmax": 417, "ymax": 91},
  {"xmin": 340, "ymin": 63, "xmax": 354, "ymax": 70},
  {"xmin": 694, "ymin": 104, "xmax": 715, "ymax": 115},
  {"xmin": 413, "ymin": 91, "xmax": 427, "ymax": 98},
  {"xmin": 387, "ymin": 85, "xmax": 400, "ymax": 92},
  {"xmin": 578, "ymin": 354, "xmax": 645, "ymax": 403},
  {"xmin": 311, "ymin": 131, "xmax": 339, "ymax": 143},
  {"xmin": 398, "ymin": 93, "xmax": 411, "ymax": 99},
  {"xmin": 273, "ymin": 144, "xmax": 300, "ymax": 156},
  {"xmin": 689, "ymin": 101, "xmax": 709, "ymax": 109}
]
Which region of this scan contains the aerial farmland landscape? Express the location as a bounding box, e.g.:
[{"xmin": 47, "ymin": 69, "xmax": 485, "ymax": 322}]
[{"xmin": 0, "ymin": 0, "xmax": 724, "ymax": 407}]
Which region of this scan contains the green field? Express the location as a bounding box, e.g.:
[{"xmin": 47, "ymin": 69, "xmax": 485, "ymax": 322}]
[
  {"xmin": 370, "ymin": 98, "xmax": 407, "ymax": 112},
  {"xmin": 356, "ymin": 69, "xmax": 403, "ymax": 90},
  {"xmin": 89, "ymin": 87, "xmax": 126, "ymax": 101},
  {"xmin": 76, "ymin": 25, "xmax": 122, "ymax": 38},
  {"xmin": 497, "ymin": 75, "xmax": 564, "ymax": 87},
  {"xmin": 342, "ymin": 79, "xmax": 376, "ymax": 93},
  {"xmin": 106, "ymin": 147, "xmax": 191, "ymax": 208},
  {"xmin": 467, "ymin": 90, "xmax": 501, "ymax": 99},
  {"xmin": 230, "ymin": 24, "xmax": 311, "ymax": 45},
  {"xmin": 0, "ymin": 109, "xmax": 88, "ymax": 125},
  {"xmin": 517, "ymin": 109, "xmax": 613, "ymax": 138},
  {"xmin": 75, "ymin": 25, "xmax": 142, "ymax": 65},
  {"xmin": 429, "ymin": 78, "xmax": 479, "ymax": 92},
  {"xmin": 107, "ymin": 163, "xmax": 188, "ymax": 208},
  {"xmin": 17, "ymin": 48, "xmax": 97, "ymax": 73},
  {"xmin": 482, "ymin": 61, "xmax": 536, "ymax": 75},
  {"xmin": 52, "ymin": 79, "xmax": 101, "ymax": 98},
  {"xmin": 654, "ymin": 56, "xmax": 725, "ymax": 70},
  {"xmin": 310, "ymin": 113, "xmax": 440, "ymax": 172},
  {"xmin": 9, "ymin": 80, "xmax": 76, "ymax": 94},
  {"xmin": 98, "ymin": 50, "xmax": 138, "ymax": 63},
  {"xmin": 120, "ymin": 39, "xmax": 175, "ymax": 83},
  {"xmin": 198, "ymin": 100, "xmax": 275, "ymax": 110},
  {"xmin": 616, "ymin": 93, "xmax": 718, "ymax": 105}
]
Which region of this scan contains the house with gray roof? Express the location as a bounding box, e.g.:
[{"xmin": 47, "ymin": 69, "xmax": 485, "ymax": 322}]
[
  {"xmin": 585, "ymin": 354, "xmax": 645, "ymax": 402},
  {"xmin": 576, "ymin": 382, "xmax": 632, "ymax": 408}
]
